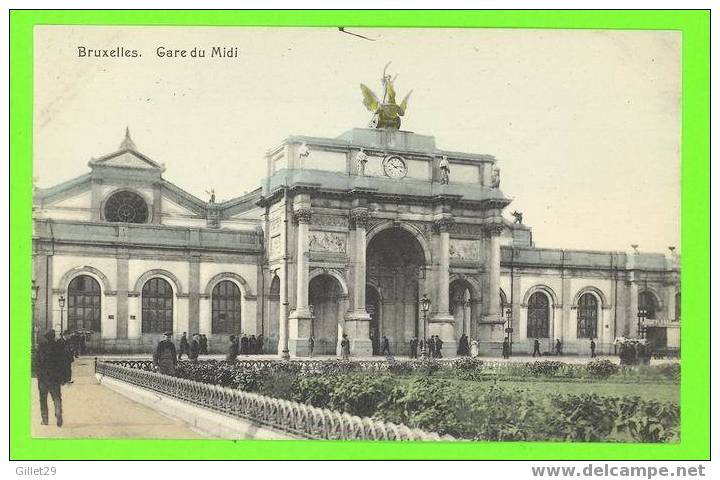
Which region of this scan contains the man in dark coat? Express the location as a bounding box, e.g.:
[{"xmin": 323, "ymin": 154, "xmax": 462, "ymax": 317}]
[
  {"xmin": 590, "ymin": 339, "xmax": 597, "ymax": 358},
  {"xmin": 249, "ymin": 335, "xmax": 257, "ymax": 355},
  {"xmin": 458, "ymin": 334, "xmax": 470, "ymax": 356},
  {"xmin": 240, "ymin": 334, "xmax": 249, "ymax": 355},
  {"xmin": 502, "ymin": 337, "xmax": 510, "ymax": 359},
  {"xmin": 225, "ymin": 335, "xmax": 239, "ymax": 363},
  {"xmin": 533, "ymin": 338, "xmax": 542, "ymax": 357},
  {"xmin": 199, "ymin": 334, "xmax": 208, "ymax": 354},
  {"xmin": 340, "ymin": 333, "xmax": 350, "ymax": 360},
  {"xmin": 153, "ymin": 331, "xmax": 177, "ymax": 375},
  {"xmin": 409, "ymin": 337, "xmax": 418, "ymax": 359},
  {"xmin": 57, "ymin": 331, "xmax": 74, "ymax": 383},
  {"xmin": 178, "ymin": 332, "xmax": 189, "ymax": 359},
  {"xmin": 435, "ymin": 336, "xmax": 444, "ymax": 358},
  {"xmin": 36, "ymin": 330, "xmax": 68, "ymax": 427},
  {"xmin": 555, "ymin": 338, "xmax": 562, "ymax": 356},
  {"xmin": 381, "ymin": 336, "xmax": 391, "ymax": 356},
  {"xmin": 189, "ymin": 334, "xmax": 201, "ymax": 363},
  {"xmin": 257, "ymin": 334, "xmax": 264, "ymax": 354}
]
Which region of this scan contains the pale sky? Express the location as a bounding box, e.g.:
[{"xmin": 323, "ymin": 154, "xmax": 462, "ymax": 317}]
[{"xmin": 33, "ymin": 26, "xmax": 681, "ymax": 253}]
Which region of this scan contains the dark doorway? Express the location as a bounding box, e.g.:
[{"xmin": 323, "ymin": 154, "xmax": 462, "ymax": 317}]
[{"xmin": 366, "ymin": 284, "xmax": 380, "ymax": 355}]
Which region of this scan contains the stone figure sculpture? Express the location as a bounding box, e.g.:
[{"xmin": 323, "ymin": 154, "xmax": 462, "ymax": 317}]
[
  {"xmin": 355, "ymin": 148, "xmax": 368, "ymax": 176},
  {"xmin": 439, "ymin": 156, "xmax": 450, "ymax": 185},
  {"xmin": 298, "ymin": 142, "xmax": 311, "ymax": 158},
  {"xmin": 490, "ymin": 166, "xmax": 501, "ymax": 188},
  {"xmin": 512, "ymin": 211, "xmax": 523, "ymax": 224},
  {"xmin": 360, "ymin": 62, "xmax": 413, "ymax": 129}
]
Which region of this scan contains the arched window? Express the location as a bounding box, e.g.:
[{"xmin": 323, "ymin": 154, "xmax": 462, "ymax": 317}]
[
  {"xmin": 67, "ymin": 275, "xmax": 101, "ymax": 332},
  {"xmin": 500, "ymin": 289, "xmax": 508, "ymax": 310},
  {"xmin": 212, "ymin": 280, "xmax": 242, "ymax": 334},
  {"xmin": 639, "ymin": 291, "xmax": 658, "ymax": 320},
  {"xmin": 142, "ymin": 278, "xmax": 173, "ymax": 333},
  {"xmin": 576, "ymin": 293, "xmax": 598, "ymax": 339},
  {"xmin": 104, "ymin": 190, "xmax": 149, "ymax": 223},
  {"xmin": 675, "ymin": 292, "xmax": 680, "ymax": 321},
  {"xmin": 527, "ymin": 292, "xmax": 550, "ymax": 338}
]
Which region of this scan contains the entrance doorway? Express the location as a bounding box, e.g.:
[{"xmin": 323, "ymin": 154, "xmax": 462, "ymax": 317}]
[
  {"xmin": 366, "ymin": 227, "xmax": 426, "ymax": 356},
  {"xmin": 308, "ymin": 274, "xmax": 343, "ymax": 355}
]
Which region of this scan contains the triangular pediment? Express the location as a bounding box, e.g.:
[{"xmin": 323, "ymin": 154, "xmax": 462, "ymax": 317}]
[{"xmin": 90, "ymin": 149, "xmax": 163, "ymax": 171}]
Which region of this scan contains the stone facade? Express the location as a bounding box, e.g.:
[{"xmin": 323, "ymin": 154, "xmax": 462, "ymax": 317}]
[{"xmin": 32, "ymin": 128, "xmax": 680, "ymax": 356}]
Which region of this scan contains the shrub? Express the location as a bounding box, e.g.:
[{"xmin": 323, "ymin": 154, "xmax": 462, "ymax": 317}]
[
  {"xmin": 585, "ymin": 359, "xmax": 620, "ymax": 379},
  {"xmin": 451, "ymin": 357, "xmax": 485, "ymax": 381},
  {"xmin": 653, "ymin": 363, "xmax": 680, "ymax": 382},
  {"xmin": 291, "ymin": 375, "xmax": 334, "ymax": 408},
  {"xmin": 526, "ymin": 361, "xmax": 566, "ymax": 377},
  {"xmin": 328, "ymin": 374, "xmax": 393, "ymax": 417}
]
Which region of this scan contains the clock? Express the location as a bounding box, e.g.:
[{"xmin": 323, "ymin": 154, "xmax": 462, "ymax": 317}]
[{"xmin": 383, "ymin": 155, "xmax": 407, "ymax": 179}]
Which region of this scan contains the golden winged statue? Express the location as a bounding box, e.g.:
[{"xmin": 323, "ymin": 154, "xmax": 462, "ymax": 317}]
[{"xmin": 360, "ymin": 63, "xmax": 413, "ymax": 129}]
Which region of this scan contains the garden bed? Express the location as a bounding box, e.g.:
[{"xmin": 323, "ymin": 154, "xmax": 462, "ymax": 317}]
[{"xmin": 109, "ymin": 358, "xmax": 680, "ymax": 442}]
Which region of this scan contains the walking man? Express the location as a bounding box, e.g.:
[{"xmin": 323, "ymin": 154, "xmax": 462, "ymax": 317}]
[
  {"xmin": 436, "ymin": 336, "xmax": 444, "ymax": 358},
  {"xmin": 36, "ymin": 330, "xmax": 68, "ymax": 427},
  {"xmin": 502, "ymin": 337, "xmax": 510, "ymax": 359},
  {"xmin": 409, "ymin": 337, "xmax": 418, "ymax": 359},
  {"xmin": 532, "ymin": 338, "xmax": 542, "ymax": 357},
  {"xmin": 555, "ymin": 338, "xmax": 562, "ymax": 356},
  {"xmin": 590, "ymin": 338, "xmax": 597, "ymax": 358},
  {"xmin": 308, "ymin": 335, "xmax": 315, "ymax": 358},
  {"xmin": 225, "ymin": 335, "xmax": 239, "ymax": 363},
  {"xmin": 178, "ymin": 332, "xmax": 189, "ymax": 359},
  {"xmin": 257, "ymin": 333, "xmax": 264, "ymax": 354},
  {"xmin": 153, "ymin": 331, "xmax": 178, "ymax": 375},
  {"xmin": 189, "ymin": 334, "xmax": 201, "ymax": 363},
  {"xmin": 340, "ymin": 334, "xmax": 350, "ymax": 360},
  {"xmin": 381, "ymin": 336, "xmax": 391, "ymax": 356},
  {"xmin": 199, "ymin": 334, "xmax": 208, "ymax": 355}
]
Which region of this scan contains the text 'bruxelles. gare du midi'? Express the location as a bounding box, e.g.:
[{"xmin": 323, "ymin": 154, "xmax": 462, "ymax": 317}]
[{"xmin": 31, "ymin": 70, "xmax": 680, "ymax": 359}]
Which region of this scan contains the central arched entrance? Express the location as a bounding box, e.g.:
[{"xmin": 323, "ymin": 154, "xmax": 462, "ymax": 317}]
[{"xmin": 366, "ymin": 226, "xmax": 426, "ymax": 356}]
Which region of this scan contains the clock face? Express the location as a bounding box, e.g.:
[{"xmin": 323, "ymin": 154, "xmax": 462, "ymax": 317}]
[{"xmin": 383, "ymin": 156, "xmax": 407, "ymax": 179}]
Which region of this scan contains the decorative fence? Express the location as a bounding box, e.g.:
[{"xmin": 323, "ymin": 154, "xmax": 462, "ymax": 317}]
[{"xmin": 95, "ymin": 360, "xmax": 452, "ymax": 441}]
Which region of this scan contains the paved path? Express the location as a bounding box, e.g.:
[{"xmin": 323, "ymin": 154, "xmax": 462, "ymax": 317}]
[{"xmin": 31, "ymin": 357, "xmax": 202, "ymax": 439}]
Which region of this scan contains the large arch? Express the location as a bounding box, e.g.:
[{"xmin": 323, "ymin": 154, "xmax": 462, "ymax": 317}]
[
  {"xmin": 572, "ymin": 286, "xmax": 608, "ymax": 308},
  {"xmin": 366, "ymin": 226, "xmax": 426, "ymax": 355},
  {"xmin": 366, "ymin": 220, "xmax": 432, "ymax": 265},
  {"xmin": 308, "ymin": 268, "xmax": 349, "ymax": 296}
]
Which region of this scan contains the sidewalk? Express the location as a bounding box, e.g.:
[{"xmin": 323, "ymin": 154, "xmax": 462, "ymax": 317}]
[{"xmin": 31, "ymin": 357, "xmax": 202, "ymax": 439}]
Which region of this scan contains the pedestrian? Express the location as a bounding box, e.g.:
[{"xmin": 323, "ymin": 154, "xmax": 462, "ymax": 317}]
[
  {"xmin": 428, "ymin": 335, "xmax": 436, "ymax": 358},
  {"xmin": 555, "ymin": 338, "xmax": 562, "ymax": 356},
  {"xmin": 381, "ymin": 335, "xmax": 391, "ymax": 356},
  {"xmin": 189, "ymin": 334, "xmax": 201, "ymax": 363},
  {"xmin": 533, "ymin": 338, "xmax": 542, "ymax": 357},
  {"xmin": 153, "ymin": 331, "xmax": 178, "ymax": 376},
  {"xmin": 470, "ymin": 339, "xmax": 479, "ymax": 357},
  {"xmin": 340, "ymin": 334, "xmax": 350, "ymax": 360},
  {"xmin": 590, "ymin": 338, "xmax": 597, "ymax": 358},
  {"xmin": 78, "ymin": 331, "xmax": 87, "ymax": 355},
  {"xmin": 458, "ymin": 334, "xmax": 470, "ymax": 356},
  {"xmin": 225, "ymin": 335, "xmax": 239, "ymax": 363},
  {"xmin": 257, "ymin": 333, "xmax": 264, "ymax": 354},
  {"xmin": 409, "ymin": 337, "xmax": 418, "ymax": 359},
  {"xmin": 57, "ymin": 331, "xmax": 74, "ymax": 383},
  {"xmin": 178, "ymin": 332, "xmax": 189, "ymax": 360},
  {"xmin": 199, "ymin": 334, "xmax": 208, "ymax": 354},
  {"xmin": 249, "ymin": 335, "xmax": 257, "ymax": 355},
  {"xmin": 436, "ymin": 336, "xmax": 444, "ymax": 358},
  {"xmin": 308, "ymin": 335, "xmax": 315, "ymax": 358},
  {"xmin": 240, "ymin": 334, "xmax": 249, "ymax": 355},
  {"xmin": 502, "ymin": 337, "xmax": 510, "ymax": 359},
  {"xmin": 36, "ymin": 330, "xmax": 68, "ymax": 427}
]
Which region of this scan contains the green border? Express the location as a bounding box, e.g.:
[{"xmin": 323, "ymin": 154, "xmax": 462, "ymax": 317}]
[{"xmin": 10, "ymin": 10, "xmax": 709, "ymax": 460}]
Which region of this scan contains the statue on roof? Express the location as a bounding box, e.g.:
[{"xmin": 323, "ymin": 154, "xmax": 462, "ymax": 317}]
[
  {"xmin": 360, "ymin": 62, "xmax": 413, "ymax": 129},
  {"xmin": 205, "ymin": 188, "xmax": 216, "ymax": 204},
  {"xmin": 511, "ymin": 211, "xmax": 523, "ymax": 224}
]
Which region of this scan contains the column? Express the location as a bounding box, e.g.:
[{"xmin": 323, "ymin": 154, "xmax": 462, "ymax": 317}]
[
  {"xmin": 430, "ymin": 215, "xmax": 456, "ymax": 357},
  {"xmin": 484, "ymin": 225, "xmax": 502, "ymax": 319},
  {"xmin": 188, "ymin": 254, "xmax": 200, "ymax": 335},
  {"xmin": 116, "ymin": 252, "xmax": 129, "ymax": 339},
  {"xmin": 278, "ymin": 266, "xmax": 290, "ymax": 359},
  {"xmin": 288, "ymin": 206, "xmax": 313, "ymax": 356},
  {"xmin": 628, "ymin": 280, "xmax": 639, "ymax": 337},
  {"xmin": 345, "ymin": 208, "xmax": 373, "ymax": 356}
]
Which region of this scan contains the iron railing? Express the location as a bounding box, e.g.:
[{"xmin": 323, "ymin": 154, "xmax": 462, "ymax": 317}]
[{"xmin": 95, "ymin": 360, "xmax": 452, "ymax": 441}]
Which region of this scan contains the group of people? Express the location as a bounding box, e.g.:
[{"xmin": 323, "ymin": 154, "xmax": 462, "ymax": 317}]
[
  {"xmin": 154, "ymin": 331, "xmax": 267, "ymax": 373},
  {"xmin": 407, "ymin": 335, "xmax": 444, "ymax": 358},
  {"xmin": 35, "ymin": 329, "xmax": 76, "ymax": 427},
  {"xmin": 617, "ymin": 339, "xmax": 652, "ymax": 365}
]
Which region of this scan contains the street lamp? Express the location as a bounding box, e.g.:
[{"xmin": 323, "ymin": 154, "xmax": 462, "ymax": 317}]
[
  {"xmin": 31, "ymin": 280, "xmax": 39, "ymax": 348},
  {"xmin": 309, "ymin": 304, "xmax": 315, "ymax": 338},
  {"xmin": 420, "ymin": 294, "xmax": 431, "ymax": 358},
  {"xmin": 505, "ymin": 307, "xmax": 514, "ymax": 356},
  {"xmin": 58, "ymin": 295, "xmax": 66, "ymax": 334},
  {"xmin": 637, "ymin": 308, "xmax": 647, "ymax": 339}
]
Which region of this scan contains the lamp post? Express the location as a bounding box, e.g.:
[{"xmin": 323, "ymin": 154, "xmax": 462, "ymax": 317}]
[
  {"xmin": 309, "ymin": 304, "xmax": 315, "ymax": 338},
  {"xmin": 505, "ymin": 307, "xmax": 513, "ymax": 356},
  {"xmin": 58, "ymin": 295, "xmax": 66, "ymax": 334},
  {"xmin": 420, "ymin": 294, "xmax": 431, "ymax": 358},
  {"xmin": 637, "ymin": 308, "xmax": 647, "ymax": 339},
  {"xmin": 31, "ymin": 280, "xmax": 39, "ymax": 349}
]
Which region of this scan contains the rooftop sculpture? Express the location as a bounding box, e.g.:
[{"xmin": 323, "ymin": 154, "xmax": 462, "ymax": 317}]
[{"xmin": 360, "ymin": 62, "xmax": 413, "ymax": 129}]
